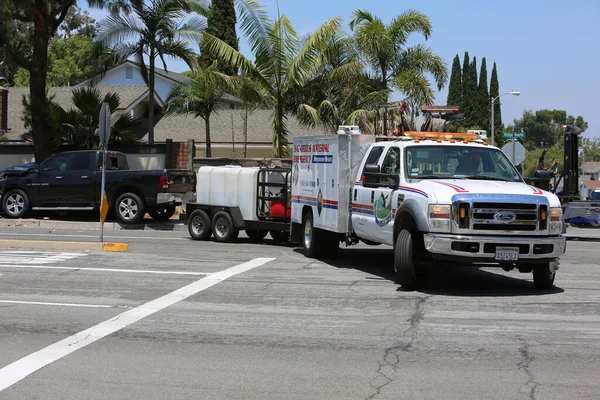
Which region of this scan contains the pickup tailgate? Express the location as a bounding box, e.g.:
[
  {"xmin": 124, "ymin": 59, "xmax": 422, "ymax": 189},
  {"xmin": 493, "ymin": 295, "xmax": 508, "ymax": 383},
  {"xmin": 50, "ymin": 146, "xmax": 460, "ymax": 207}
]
[{"xmin": 165, "ymin": 169, "xmax": 195, "ymax": 193}]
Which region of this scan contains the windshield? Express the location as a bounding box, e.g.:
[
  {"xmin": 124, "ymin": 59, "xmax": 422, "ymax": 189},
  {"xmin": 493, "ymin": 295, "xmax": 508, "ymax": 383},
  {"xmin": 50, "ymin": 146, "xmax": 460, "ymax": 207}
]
[{"xmin": 404, "ymin": 145, "xmax": 522, "ymax": 182}]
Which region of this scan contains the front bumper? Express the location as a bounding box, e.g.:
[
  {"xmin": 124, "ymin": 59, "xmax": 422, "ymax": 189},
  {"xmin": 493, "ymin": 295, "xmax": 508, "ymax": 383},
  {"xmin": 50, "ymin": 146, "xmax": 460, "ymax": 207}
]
[{"xmin": 423, "ymin": 233, "xmax": 566, "ymax": 263}]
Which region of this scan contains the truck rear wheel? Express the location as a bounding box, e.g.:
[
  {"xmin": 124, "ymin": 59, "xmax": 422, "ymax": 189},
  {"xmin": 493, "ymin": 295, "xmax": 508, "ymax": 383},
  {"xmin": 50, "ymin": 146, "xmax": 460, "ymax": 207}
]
[
  {"xmin": 212, "ymin": 211, "xmax": 239, "ymax": 243},
  {"xmin": 394, "ymin": 229, "xmax": 427, "ymax": 291},
  {"xmin": 188, "ymin": 210, "xmax": 212, "ymax": 240},
  {"xmin": 115, "ymin": 192, "xmax": 145, "ymax": 224},
  {"xmin": 246, "ymin": 229, "xmax": 268, "ymax": 242},
  {"xmin": 533, "ymin": 260, "xmax": 557, "ymax": 290},
  {"xmin": 302, "ymin": 212, "xmax": 323, "ymax": 258},
  {"xmin": 270, "ymin": 230, "xmax": 290, "ymax": 243},
  {"xmin": 149, "ymin": 204, "xmax": 176, "ymax": 221}
]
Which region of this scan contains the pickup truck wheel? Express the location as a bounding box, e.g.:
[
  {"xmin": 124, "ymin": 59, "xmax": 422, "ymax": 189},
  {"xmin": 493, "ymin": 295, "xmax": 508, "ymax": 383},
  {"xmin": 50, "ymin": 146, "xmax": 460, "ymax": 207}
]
[
  {"xmin": 270, "ymin": 230, "xmax": 290, "ymax": 243},
  {"xmin": 302, "ymin": 212, "xmax": 323, "ymax": 258},
  {"xmin": 533, "ymin": 260, "xmax": 557, "ymax": 290},
  {"xmin": 394, "ymin": 229, "xmax": 427, "ymax": 291},
  {"xmin": 246, "ymin": 229, "xmax": 268, "ymax": 242},
  {"xmin": 149, "ymin": 204, "xmax": 176, "ymax": 221},
  {"xmin": 188, "ymin": 210, "xmax": 212, "ymax": 240},
  {"xmin": 2, "ymin": 189, "xmax": 30, "ymax": 218},
  {"xmin": 212, "ymin": 211, "xmax": 238, "ymax": 243},
  {"xmin": 115, "ymin": 193, "xmax": 145, "ymax": 224}
]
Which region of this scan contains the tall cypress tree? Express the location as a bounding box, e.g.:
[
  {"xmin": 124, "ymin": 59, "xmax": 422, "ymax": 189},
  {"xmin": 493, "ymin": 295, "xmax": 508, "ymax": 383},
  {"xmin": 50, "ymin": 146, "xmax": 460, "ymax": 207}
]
[
  {"xmin": 464, "ymin": 56, "xmax": 478, "ymax": 127},
  {"xmin": 477, "ymin": 57, "xmax": 489, "ymax": 129},
  {"xmin": 489, "ymin": 62, "xmax": 501, "ymax": 142},
  {"xmin": 199, "ymin": 0, "xmax": 239, "ymax": 75},
  {"xmin": 446, "ymin": 54, "xmax": 462, "ymax": 107},
  {"xmin": 461, "ymin": 51, "xmax": 470, "ymax": 112}
]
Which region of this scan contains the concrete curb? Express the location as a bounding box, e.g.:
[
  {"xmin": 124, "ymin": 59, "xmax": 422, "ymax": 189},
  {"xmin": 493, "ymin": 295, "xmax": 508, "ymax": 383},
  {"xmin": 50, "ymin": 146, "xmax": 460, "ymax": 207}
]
[
  {"xmin": 0, "ymin": 239, "xmax": 129, "ymax": 252},
  {"xmin": 0, "ymin": 218, "xmax": 186, "ymax": 231}
]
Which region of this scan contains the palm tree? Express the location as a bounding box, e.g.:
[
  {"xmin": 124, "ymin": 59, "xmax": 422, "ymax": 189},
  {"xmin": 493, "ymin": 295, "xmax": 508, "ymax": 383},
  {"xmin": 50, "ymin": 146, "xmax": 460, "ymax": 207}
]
[
  {"xmin": 165, "ymin": 66, "xmax": 229, "ymax": 157},
  {"xmin": 98, "ymin": 0, "xmax": 206, "ymax": 144},
  {"xmin": 392, "ymin": 70, "xmax": 435, "ymax": 131},
  {"xmin": 349, "ymin": 9, "xmax": 447, "ymax": 134},
  {"xmin": 202, "ymin": 12, "xmax": 348, "ymax": 157}
]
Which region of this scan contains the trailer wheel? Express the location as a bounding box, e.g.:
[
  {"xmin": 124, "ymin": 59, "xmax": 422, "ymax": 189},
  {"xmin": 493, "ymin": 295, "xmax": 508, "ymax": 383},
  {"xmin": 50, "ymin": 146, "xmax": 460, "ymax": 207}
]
[
  {"xmin": 394, "ymin": 229, "xmax": 427, "ymax": 291},
  {"xmin": 302, "ymin": 212, "xmax": 323, "ymax": 258},
  {"xmin": 188, "ymin": 210, "xmax": 212, "ymax": 240},
  {"xmin": 533, "ymin": 260, "xmax": 557, "ymax": 290},
  {"xmin": 246, "ymin": 229, "xmax": 268, "ymax": 242},
  {"xmin": 212, "ymin": 211, "xmax": 239, "ymax": 243},
  {"xmin": 270, "ymin": 230, "xmax": 290, "ymax": 243}
]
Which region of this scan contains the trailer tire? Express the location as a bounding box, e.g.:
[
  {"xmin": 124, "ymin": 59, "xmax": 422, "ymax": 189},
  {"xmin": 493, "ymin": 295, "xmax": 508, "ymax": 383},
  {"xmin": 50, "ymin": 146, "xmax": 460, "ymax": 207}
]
[
  {"xmin": 188, "ymin": 210, "xmax": 212, "ymax": 240},
  {"xmin": 394, "ymin": 229, "xmax": 427, "ymax": 291},
  {"xmin": 246, "ymin": 229, "xmax": 268, "ymax": 242},
  {"xmin": 302, "ymin": 212, "xmax": 323, "ymax": 258},
  {"xmin": 270, "ymin": 230, "xmax": 290, "ymax": 243},
  {"xmin": 212, "ymin": 211, "xmax": 238, "ymax": 243},
  {"xmin": 533, "ymin": 260, "xmax": 557, "ymax": 290}
]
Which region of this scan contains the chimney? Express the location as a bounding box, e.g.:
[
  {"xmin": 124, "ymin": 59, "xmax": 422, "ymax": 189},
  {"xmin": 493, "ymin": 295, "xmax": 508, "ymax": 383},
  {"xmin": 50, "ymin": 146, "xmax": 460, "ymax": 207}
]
[{"xmin": 0, "ymin": 87, "xmax": 7, "ymax": 135}]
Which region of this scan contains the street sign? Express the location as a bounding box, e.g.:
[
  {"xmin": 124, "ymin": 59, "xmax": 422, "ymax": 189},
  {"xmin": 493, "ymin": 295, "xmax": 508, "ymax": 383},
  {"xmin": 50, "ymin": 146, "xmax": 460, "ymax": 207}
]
[
  {"xmin": 502, "ymin": 131, "xmax": 526, "ymax": 139},
  {"xmin": 100, "ymin": 192, "xmax": 109, "ymax": 223},
  {"xmin": 98, "ymin": 102, "xmax": 112, "ymax": 148},
  {"xmin": 502, "ymin": 140, "xmax": 526, "ymax": 165}
]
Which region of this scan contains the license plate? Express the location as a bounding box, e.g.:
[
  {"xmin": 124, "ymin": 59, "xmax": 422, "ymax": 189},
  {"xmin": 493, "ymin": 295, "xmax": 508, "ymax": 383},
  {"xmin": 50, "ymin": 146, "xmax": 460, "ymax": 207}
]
[{"xmin": 495, "ymin": 247, "xmax": 519, "ymax": 261}]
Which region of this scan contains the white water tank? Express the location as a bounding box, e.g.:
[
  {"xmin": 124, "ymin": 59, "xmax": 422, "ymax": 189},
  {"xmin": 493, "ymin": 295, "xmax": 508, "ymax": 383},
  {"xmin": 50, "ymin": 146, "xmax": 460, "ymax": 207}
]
[{"xmin": 196, "ymin": 166, "xmax": 260, "ymax": 221}]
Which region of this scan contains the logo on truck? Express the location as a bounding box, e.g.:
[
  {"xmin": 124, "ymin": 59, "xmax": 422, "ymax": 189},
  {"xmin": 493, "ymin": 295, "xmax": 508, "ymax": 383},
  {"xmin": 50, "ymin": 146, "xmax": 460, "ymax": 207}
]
[
  {"xmin": 494, "ymin": 211, "xmax": 516, "ymax": 223},
  {"xmin": 374, "ymin": 193, "xmax": 393, "ymax": 226}
]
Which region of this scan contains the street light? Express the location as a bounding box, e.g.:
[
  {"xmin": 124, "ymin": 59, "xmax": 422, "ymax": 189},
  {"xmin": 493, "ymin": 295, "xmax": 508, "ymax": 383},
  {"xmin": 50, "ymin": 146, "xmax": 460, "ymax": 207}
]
[{"xmin": 490, "ymin": 90, "xmax": 520, "ymax": 146}]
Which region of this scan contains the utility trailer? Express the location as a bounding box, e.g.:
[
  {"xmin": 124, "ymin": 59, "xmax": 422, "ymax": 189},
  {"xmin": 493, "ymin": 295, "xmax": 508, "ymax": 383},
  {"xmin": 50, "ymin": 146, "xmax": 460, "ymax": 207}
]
[{"xmin": 184, "ymin": 165, "xmax": 292, "ymax": 243}]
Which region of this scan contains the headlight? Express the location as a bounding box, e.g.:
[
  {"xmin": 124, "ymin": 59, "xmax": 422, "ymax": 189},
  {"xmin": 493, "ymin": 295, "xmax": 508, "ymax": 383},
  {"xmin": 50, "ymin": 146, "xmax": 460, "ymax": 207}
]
[
  {"xmin": 428, "ymin": 204, "xmax": 451, "ymax": 232},
  {"xmin": 549, "ymin": 207, "xmax": 562, "ymax": 234}
]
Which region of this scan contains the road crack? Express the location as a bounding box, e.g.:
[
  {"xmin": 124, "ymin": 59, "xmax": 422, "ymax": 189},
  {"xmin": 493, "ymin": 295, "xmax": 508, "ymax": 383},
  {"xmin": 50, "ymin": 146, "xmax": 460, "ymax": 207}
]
[
  {"xmin": 517, "ymin": 337, "xmax": 538, "ymax": 400},
  {"xmin": 366, "ymin": 296, "xmax": 429, "ymax": 400}
]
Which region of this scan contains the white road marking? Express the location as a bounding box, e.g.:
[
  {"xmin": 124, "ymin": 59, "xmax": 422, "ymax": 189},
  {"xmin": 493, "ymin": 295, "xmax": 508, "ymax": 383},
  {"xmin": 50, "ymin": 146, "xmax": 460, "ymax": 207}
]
[
  {"xmin": 0, "ymin": 264, "xmax": 210, "ymax": 276},
  {"xmin": 0, "ymin": 232, "xmax": 184, "ymax": 241},
  {"xmin": 0, "ymin": 251, "xmax": 87, "ymax": 265},
  {"xmin": 0, "ymin": 257, "xmax": 275, "ymax": 392},
  {"xmin": 0, "ymin": 300, "xmax": 113, "ymax": 308}
]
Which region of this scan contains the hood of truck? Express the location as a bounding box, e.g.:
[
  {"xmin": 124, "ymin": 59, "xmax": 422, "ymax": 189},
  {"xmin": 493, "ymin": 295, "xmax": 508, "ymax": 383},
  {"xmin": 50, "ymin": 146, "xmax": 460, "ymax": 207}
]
[{"xmin": 413, "ymin": 179, "xmax": 561, "ymax": 207}]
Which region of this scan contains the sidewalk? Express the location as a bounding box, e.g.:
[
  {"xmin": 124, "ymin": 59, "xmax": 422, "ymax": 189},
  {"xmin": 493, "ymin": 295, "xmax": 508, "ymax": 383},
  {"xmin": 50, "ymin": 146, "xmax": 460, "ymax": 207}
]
[{"xmin": 0, "ymin": 217, "xmax": 187, "ymax": 231}]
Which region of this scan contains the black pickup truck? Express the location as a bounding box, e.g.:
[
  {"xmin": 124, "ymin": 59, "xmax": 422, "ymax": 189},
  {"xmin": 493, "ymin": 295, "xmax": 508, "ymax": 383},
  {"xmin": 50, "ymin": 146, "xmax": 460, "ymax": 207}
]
[{"xmin": 0, "ymin": 150, "xmax": 195, "ymax": 224}]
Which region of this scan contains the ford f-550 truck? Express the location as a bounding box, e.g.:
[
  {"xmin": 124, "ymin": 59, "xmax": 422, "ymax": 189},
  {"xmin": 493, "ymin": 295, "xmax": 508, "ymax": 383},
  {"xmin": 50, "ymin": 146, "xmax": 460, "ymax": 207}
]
[{"xmin": 290, "ymin": 127, "xmax": 566, "ymax": 290}]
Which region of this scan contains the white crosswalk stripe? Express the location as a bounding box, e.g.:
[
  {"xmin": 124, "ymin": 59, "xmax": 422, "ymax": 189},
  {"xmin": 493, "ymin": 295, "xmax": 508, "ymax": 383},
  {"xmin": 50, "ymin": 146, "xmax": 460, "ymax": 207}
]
[{"xmin": 0, "ymin": 251, "xmax": 87, "ymax": 265}]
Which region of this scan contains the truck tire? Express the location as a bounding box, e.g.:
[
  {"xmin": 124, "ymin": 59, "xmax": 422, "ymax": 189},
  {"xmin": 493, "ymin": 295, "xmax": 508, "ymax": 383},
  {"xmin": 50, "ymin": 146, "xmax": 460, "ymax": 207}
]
[
  {"xmin": 115, "ymin": 192, "xmax": 145, "ymax": 224},
  {"xmin": 212, "ymin": 211, "xmax": 239, "ymax": 243},
  {"xmin": 2, "ymin": 189, "xmax": 30, "ymax": 218},
  {"xmin": 149, "ymin": 204, "xmax": 176, "ymax": 221},
  {"xmin": 270, "ymin": 230, "xmax": 290, "ymax": 243},
  {"xmin": 533, "ymin": 260, "xmax": 557, "ymax": 290},
  {"xmin": 246, "ymin": 229, "xmax": 268, "ymax": 242},
  {"xmin": 302, "ymin": 212, "xmax": 324, "ymax": 258},
  {"xmin": 394, "ymin": 229, "xmax": 427, "ymax": 291},
  {"xmin": 188, "ymin": 210, "xmax": 212, "ymax": 240}
]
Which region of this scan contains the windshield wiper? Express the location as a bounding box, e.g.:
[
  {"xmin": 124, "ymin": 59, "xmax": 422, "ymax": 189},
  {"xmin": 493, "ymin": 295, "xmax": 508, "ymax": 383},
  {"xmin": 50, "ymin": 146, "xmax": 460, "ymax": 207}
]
[
  {"xmin": 461, "ymin": 175, "xmax": 517, "ymax": 182},
  {"xmin": 415, "ymin": 175, "xmax": 446, "ymax": 179}
]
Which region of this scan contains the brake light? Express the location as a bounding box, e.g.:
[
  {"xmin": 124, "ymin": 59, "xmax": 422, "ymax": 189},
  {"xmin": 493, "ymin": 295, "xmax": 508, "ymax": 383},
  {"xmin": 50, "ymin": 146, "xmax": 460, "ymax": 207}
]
[{"xmin": 159, "ymin": 173, "xmax": 168, "ymax": 189}]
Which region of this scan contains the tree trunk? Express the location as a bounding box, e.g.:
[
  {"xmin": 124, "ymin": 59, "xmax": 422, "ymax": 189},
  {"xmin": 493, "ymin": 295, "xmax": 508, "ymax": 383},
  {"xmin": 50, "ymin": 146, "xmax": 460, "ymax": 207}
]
[
  {"xmin": 148, "ymin": 51, "xmax": 155, "ymax": 144},
  {"xmin": 242, "ymin": 107, "xmax": 248, "ymax": 158},
  {"xmin": 272, "ymin": 95, "xmax": 289, "ymax": 158},
  {"xmin": 30, "ymin": 21, "xmax": 53, "ymax": 162},
  {"xmin": 205, "ymin": 116, "xmax": 212, "ymax": 157}
]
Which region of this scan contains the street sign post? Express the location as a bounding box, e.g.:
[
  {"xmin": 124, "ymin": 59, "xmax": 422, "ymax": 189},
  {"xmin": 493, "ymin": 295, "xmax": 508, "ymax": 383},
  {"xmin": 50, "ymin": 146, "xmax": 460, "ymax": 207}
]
[
  {"xmin": 97, "ymin": 103, "xmax": 112, "ymax": 242},
  {"xmin": 502, "ymin": 140, "xmax": 526, "ymax": 166},
  {"xmin": 502, "ymin": 131, "xmax": 526, "ymax": 139}
]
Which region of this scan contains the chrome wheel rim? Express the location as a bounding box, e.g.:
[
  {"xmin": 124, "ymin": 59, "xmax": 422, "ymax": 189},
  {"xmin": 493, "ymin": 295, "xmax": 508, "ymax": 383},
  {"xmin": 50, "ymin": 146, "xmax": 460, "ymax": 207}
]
[
  {"xmin": 191, "ymin": 216, "xmax": 204, "ymax": 235},
  {"xmin": 215, "ymin": 218, "xmax": 228, "ymax": 237},
  {"xmin": 118, "ymin": 198, "xmax": 138, "ymax": 220},
  {"xmin": 6, "ymin": 193, "xmax": 25, "ymax": 216},
  {"xmin": 304, "ymin": 218, "xmax": 313, "ymax": 249}
]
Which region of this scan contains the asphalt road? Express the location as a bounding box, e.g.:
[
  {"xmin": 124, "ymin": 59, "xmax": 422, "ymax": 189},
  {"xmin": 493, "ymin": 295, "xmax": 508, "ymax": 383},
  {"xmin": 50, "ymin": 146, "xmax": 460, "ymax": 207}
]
[{"xmin": 0, "ymin": 226, "xmax": 599, "ymax": 400}]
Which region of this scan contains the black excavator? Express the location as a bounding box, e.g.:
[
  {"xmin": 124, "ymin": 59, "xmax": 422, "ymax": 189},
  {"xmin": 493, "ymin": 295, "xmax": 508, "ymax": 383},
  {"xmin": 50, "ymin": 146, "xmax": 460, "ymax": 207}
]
[{"xmin": 528, "ymin": 124, "xmax": 600, "ymax": 227}]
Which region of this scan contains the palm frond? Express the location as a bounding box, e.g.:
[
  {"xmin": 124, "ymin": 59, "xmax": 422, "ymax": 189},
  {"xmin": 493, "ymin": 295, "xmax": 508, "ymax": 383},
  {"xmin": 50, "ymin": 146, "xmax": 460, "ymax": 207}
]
[
  {"xmin": 297, "ymin": 104, "xmax": 322, "ymax": 129},
  {"xmin": 388, "ymin": 10, "xmax": 432, "ymax": 43},
  {"xmin": 349, "ymin": 9, "xmax": 378, "ymax": 31},
  {"xmin": 394, "ymin": 44, "xmax": 448, "ymax": 90}
]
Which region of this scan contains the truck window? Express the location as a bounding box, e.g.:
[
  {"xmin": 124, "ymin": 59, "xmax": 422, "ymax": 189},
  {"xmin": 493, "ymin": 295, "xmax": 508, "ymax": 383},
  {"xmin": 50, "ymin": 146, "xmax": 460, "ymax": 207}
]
[
  {"xmin": 67, "ymin": 153, "xmax": 93, "ymax": 171},
  {"xmin": 381, "ymin": 147, "xmax": 400, "ymax": 174},
  {"xmin": 361, "ymin": 147, "xmax": 384, "ymax": 173},
  {"xmin": 40, "ymin": 154, "xmax": 70, "ymax": 172}
]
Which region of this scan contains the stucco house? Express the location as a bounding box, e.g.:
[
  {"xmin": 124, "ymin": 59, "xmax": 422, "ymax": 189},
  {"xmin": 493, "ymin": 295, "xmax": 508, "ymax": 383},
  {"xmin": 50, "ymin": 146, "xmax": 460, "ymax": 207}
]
[{"xmin": 0, "ymin": 61, "xmax": 319, "ymax": 157}]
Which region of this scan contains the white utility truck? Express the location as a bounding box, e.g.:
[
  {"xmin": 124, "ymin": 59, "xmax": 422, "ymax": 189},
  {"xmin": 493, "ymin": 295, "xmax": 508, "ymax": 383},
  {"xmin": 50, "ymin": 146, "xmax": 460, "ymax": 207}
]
[
  {"xmin": 185, "ymin": 165, "xmax": 291, "ymax": 243},
  {"xmin": 290, "ymin": 126, "xmax": 566, "ymax": 290}
]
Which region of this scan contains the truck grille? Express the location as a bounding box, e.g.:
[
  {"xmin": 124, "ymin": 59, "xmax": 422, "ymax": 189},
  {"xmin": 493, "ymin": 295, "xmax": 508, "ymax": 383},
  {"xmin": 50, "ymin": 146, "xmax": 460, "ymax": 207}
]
[{"xmin": 471, "ymin": 202, "xmax": 539, "ymax": 233}]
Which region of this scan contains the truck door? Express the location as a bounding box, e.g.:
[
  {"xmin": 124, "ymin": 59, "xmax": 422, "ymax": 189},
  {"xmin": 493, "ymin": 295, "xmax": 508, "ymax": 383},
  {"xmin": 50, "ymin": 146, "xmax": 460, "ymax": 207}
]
[
  {"xmin": 351, "ymin": 145, "xmax": 385, "ymax": 242},
  {"xmin": 372, "ymin": 146, "xmax": 400, "ymax": 246},
  {"xmin": 35, "ymin": 153, "xmax": 74, "ymax": 207}
]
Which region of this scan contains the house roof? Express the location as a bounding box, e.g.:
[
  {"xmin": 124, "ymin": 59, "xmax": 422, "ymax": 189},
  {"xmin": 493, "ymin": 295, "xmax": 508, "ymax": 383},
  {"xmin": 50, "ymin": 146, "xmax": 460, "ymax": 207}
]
[
  {"xmin": 3, "ymin": 86, "xmax": 152, "ymax": 141},
  {"xmin": 582, "ymin": 162, "xmax": 600, "ymax": 174},
  {"xmin": 583, "ymin": 180, "xmax": 600, "ymax": 189}
]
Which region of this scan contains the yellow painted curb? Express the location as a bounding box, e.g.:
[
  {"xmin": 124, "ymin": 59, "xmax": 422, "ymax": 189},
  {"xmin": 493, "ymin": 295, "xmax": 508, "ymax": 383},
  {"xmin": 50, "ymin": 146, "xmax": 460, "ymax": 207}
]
[{"xmin": 102, "ymin": 242, "xmax": 129, "ymax": 252}]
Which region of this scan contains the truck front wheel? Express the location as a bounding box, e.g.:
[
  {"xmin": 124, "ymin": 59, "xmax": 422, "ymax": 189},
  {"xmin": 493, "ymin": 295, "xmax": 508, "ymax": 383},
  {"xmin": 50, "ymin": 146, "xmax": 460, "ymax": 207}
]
[
  {"xmin": 533, "ymin": 260, "xmax": 557, "ymax": 290},
  {"xmin": 2, "ymin": 189, "xmax": 30, "ymax": 218},
  {"xmin": 212, "ymin": 211, "xmax": 239, "ymax": 243},
  {"xmin": 303, "ymin": 212, "xmax": 323, "ymax": 258},
  {"xmin": 394, "ymin": 229, "xmax": 427, "ymax": 291}
]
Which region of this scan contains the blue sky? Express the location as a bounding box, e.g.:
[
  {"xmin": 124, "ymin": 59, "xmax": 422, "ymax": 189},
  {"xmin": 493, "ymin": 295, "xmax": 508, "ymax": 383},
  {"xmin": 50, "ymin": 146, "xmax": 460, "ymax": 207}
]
[{"xmin": 83, "ymin": 0, "xmax": 600, "ymax": 137}]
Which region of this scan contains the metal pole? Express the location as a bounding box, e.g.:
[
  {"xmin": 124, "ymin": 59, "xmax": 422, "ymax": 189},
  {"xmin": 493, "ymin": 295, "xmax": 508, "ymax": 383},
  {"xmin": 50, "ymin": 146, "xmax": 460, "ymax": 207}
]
[
  {"xmin": 99, "ymin": 149, "xmax": 106, "ymax": 242},
  {"xmin": 513, "ymin": 139, "xmax": 516, "ymax": 166},
  {"xmin": 490, "ymin": 97, "xmax": 495, "ymax": 146}
]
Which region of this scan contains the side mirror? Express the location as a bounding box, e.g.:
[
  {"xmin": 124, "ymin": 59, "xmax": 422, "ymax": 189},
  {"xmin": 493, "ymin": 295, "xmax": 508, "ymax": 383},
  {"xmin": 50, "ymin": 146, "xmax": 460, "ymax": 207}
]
[{"xmin": 363, "ymin": 164, "xmax": 380, "ymax": 174}]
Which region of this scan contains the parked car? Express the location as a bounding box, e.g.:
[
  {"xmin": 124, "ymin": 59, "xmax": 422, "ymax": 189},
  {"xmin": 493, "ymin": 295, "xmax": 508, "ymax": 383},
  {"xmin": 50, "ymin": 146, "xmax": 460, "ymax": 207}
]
[{"xmin": 0, "ymin": 150, "xmax": 195, "ymax": 224}]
